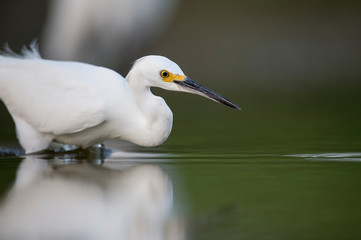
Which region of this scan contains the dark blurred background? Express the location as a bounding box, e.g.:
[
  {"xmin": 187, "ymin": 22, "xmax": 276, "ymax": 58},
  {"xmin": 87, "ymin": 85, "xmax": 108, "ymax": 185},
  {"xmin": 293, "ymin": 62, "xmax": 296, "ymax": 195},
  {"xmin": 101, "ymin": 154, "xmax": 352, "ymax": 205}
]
[{"xmin": 1, "ymin": 0, "xmax": 361, "ymax": 153}]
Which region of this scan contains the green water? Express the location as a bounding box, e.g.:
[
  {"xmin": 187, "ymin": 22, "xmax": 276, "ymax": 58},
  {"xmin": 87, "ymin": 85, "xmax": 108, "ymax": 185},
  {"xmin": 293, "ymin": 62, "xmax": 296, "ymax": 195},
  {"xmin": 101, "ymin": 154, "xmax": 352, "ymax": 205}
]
[{"xmin": 0, "ymin": 89, "xmax": 361, "ymax": 239}]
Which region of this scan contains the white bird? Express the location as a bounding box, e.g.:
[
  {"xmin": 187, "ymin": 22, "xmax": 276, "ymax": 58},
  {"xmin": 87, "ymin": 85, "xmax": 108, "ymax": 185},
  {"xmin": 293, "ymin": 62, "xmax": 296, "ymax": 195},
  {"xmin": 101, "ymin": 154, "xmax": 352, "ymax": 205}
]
[{"xmin": 0, "ymin": 44, "xmax": 240, "ymax": 154}]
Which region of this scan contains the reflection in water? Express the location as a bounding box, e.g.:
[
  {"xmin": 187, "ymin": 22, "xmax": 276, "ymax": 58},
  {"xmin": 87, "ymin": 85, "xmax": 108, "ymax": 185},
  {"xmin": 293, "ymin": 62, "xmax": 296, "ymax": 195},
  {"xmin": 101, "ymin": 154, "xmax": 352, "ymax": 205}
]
[
  {"xmin": 287, "ymin": 152, "xmax": 361, "ymax": 162},
  {"xmin": 0, "ymin": 153, "xmax": 184, "ymax": 240}
]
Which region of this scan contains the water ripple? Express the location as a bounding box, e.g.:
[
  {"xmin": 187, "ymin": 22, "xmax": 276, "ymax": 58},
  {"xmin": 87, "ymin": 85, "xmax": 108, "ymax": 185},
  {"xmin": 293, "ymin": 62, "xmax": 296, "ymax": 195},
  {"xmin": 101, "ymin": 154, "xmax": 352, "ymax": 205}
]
[{"xmin": 286, "ymin": 152, "xmax": 361, "ymax": 162}]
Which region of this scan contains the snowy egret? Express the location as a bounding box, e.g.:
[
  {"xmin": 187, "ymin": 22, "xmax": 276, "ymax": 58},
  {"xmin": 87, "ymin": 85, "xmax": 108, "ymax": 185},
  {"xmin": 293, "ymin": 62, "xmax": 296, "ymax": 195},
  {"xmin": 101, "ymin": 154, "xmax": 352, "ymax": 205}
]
[{"xmin": 0, "ymin": 44, "xmax": 240, "ymax": 154}]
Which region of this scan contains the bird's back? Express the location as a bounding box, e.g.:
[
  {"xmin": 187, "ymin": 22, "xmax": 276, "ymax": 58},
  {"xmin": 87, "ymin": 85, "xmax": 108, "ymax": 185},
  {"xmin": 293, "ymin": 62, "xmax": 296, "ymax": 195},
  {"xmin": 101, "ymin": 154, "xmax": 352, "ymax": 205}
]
[{"xmin": 0, "ymin": 49, "xmax": 132, "ymax": 152}]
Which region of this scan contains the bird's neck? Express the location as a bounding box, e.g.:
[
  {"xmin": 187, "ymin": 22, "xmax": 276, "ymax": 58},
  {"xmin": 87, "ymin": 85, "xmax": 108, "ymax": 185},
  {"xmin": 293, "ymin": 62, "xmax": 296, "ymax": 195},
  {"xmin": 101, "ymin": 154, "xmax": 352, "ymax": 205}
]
[
  {"xmin": 126, "ymin": 75, "xmax": 173, "ymax": 146},
  {"xmin": 128, "ymin": 77, "xmax": 158, "ymax": 122}
]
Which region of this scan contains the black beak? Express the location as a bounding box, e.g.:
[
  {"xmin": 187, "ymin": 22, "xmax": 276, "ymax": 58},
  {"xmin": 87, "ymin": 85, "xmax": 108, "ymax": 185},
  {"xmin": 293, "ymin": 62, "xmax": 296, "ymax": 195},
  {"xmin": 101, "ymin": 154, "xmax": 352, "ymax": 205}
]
[{"xmin": 174, "ymin": 77, "xmax": 241, "ymax": 110}]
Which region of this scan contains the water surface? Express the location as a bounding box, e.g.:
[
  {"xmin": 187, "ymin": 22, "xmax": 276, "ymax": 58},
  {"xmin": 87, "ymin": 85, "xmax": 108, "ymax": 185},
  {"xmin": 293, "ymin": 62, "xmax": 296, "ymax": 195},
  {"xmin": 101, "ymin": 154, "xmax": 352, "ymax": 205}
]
[{"xmin": 0, "ymin": 91, "xmax": 361, "ymax": 239}]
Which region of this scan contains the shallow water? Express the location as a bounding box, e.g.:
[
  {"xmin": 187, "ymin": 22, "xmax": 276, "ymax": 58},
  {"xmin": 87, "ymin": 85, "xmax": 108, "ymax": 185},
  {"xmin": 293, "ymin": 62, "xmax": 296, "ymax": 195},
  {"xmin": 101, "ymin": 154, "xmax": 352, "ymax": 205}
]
[{"xmin": 0, "ymin": 91, "xmax": 361, "ymax": 239}]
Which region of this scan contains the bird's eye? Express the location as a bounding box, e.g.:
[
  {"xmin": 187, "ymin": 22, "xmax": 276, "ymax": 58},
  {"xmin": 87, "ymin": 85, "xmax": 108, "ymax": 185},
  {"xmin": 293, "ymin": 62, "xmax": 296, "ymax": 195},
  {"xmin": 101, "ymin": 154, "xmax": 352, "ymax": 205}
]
[{"xmin": 160, "ymin": 70, "xmax": 169, "ymax": 78}]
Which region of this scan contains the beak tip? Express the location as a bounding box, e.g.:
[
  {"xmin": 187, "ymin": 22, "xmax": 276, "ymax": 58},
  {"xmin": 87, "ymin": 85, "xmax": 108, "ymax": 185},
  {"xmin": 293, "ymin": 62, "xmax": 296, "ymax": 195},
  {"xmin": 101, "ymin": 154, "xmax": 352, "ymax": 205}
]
[{"xmin": 231, "ymin": 104, "xmax": 241, "ymax": 110}]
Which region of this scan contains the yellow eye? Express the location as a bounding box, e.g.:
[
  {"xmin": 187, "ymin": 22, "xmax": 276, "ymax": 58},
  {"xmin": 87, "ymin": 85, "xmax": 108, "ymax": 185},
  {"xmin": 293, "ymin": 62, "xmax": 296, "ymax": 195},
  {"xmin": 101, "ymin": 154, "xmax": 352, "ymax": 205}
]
[{"xmin": 160, "ymin": 70, "xmax": 169, "ymax": 78}]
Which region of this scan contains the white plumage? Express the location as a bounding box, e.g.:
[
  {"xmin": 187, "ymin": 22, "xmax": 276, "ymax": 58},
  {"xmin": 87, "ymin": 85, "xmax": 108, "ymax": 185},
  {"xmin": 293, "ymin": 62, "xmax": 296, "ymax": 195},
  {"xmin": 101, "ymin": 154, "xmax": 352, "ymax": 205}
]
[{"xmin": 0, "ymin": 44, "xmax": 239, "ymax": 153}]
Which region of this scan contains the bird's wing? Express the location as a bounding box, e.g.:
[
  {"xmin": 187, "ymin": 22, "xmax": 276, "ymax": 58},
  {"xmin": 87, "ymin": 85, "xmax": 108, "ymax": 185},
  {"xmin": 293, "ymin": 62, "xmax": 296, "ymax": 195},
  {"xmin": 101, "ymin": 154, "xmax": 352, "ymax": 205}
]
[{"xmin": 0, "ymin": 57, "xmax": 123, "ymax": 135}]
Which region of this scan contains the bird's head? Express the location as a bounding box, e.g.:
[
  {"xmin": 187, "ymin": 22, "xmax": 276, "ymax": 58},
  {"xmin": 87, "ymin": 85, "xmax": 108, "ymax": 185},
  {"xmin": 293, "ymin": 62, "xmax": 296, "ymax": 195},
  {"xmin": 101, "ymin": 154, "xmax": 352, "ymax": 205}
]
[{"xmin": 127, "ymin": 55, "xmax": 240, "ymax": 110}]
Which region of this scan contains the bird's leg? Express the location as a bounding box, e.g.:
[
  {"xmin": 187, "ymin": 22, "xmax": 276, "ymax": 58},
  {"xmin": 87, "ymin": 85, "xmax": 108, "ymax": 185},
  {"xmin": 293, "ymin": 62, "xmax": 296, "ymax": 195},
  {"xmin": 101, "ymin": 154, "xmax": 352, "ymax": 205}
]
[
  {"xmin": 48, "ymin": 142, "xmax": 79, "ymax": 152},
  {"xmin": 87, "ymin": 143, "xmax": 111, "ymax": 160}
]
